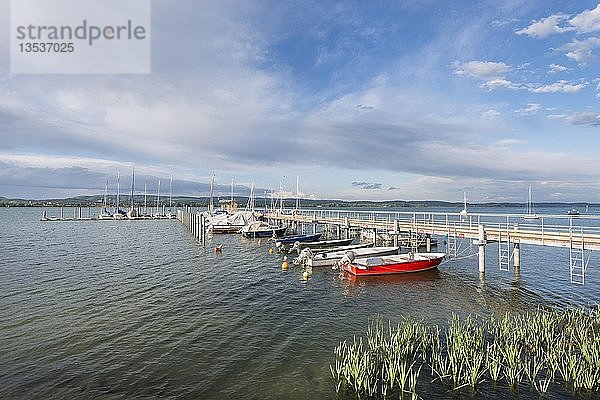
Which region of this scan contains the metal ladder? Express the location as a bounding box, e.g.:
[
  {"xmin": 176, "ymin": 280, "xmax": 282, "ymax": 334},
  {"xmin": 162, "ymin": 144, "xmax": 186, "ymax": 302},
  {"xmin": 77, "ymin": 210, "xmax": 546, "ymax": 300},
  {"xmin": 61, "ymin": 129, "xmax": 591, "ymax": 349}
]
[
  {"xmin": 447, "ymin": 226, "xmax": 458, "ymax": 260},
  {"xmin": 498, "ymin": 224, "xmax": 511, "ymax": 272},
  {"xmin": 569, "ymin": 229, "xmax": 588, "ymax": 285}
]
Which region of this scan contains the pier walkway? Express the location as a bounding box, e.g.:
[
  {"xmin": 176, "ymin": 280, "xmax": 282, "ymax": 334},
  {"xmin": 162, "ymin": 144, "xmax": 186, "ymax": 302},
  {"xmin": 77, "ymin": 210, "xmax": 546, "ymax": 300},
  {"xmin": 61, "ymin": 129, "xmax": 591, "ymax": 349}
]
[{"xmin": 263, "ymin": 209, "xmax": 600, "ymax": 285}]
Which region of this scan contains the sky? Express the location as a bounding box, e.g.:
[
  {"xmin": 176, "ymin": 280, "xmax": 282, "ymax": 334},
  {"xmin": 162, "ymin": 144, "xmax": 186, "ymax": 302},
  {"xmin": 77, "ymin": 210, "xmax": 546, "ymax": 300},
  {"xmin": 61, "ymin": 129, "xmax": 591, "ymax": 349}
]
[{"xmin": 1, "ymin": 0, "xmax": 600, "ymax": 202}]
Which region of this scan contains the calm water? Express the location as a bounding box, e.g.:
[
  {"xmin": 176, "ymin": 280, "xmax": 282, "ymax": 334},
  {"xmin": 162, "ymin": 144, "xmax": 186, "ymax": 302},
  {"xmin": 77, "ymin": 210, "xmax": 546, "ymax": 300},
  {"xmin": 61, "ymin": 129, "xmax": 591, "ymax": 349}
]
[{"xmin": 1, "ymin": 207, "xmax": 598, "ymax": 399}]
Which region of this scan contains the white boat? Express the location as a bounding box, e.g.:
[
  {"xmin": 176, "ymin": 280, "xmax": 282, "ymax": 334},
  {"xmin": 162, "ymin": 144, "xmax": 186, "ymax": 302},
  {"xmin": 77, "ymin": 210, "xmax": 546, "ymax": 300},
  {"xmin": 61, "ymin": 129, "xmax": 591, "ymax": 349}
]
[
  {"xmin": 523, "ymin": 185, "xmax": 539, "ymax": 220},
  {"xmin": 304, "ymin": 246, "xmax": 400, "ymax": 268}
]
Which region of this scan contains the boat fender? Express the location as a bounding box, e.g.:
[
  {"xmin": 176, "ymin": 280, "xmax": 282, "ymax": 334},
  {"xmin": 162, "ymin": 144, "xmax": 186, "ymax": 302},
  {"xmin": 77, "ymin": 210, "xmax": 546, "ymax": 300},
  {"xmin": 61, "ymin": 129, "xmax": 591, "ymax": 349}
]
[
  {"xmin": 302, "ymin": 270, "xmax": 309, "ymax": 281},
  {"xmin": 215, "ymin": 245, "xmax": 223, "ymax": 254}
]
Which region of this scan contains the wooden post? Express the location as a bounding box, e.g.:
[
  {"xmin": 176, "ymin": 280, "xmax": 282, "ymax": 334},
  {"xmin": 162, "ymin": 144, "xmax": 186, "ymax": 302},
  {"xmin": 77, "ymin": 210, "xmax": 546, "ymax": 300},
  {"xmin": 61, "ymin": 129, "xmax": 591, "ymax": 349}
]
[
  {"xmin": 426, "ymin": 235, "xmax": 431, "ymax": 252},
  {"xmin": 393, "ymin": 219, "xmax": 399, "ymax": 247},
  {"xmin": 513, "ymin": 242, "xmax": 520, "ymax": 269}
]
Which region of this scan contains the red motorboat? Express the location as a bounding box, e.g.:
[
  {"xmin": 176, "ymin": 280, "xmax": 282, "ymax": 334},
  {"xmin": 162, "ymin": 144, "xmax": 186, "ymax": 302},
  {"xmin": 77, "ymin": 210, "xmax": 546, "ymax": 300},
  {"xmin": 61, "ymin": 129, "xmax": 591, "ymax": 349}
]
[{"xmin": 341, "ymin": 252, "xmax": 445, "ymax": 276}]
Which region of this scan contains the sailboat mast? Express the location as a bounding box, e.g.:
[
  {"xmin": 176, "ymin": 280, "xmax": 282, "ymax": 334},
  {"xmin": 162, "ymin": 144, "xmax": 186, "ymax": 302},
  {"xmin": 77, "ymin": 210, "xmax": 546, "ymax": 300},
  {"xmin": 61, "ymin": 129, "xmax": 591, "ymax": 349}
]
[
  {"xmin": 296, "ymin": 176, "xmax": 299, "ymax": 210},
  {"xmin": 116, "ymin": 171, "xmax": 120, "ymax": 213},
  {"xmin": 231, "ymin": 178, "xmax": 234, "ymax": 203},
  {"xmin": 528, "ymin": 185, "xmax": 532, "ymax": 214},
  {"xmin": 156, "ymin": 179, "xmax": 161, "ymax": 215},
  {"xmin": 104, "ymin": 179, "xmax": 108, "ymax": 208},
  {"xmin": 130, "ymin": 167, "xmax": 135, "ymax": 209},
  {"xmin": 169, "ymin": 172, "xmax": 173, "ymax": 209},
  {"xmin": 144, "ymin": 182, "xmax": 147, "ymax": 215},
  {"xmin": 279, "ymin": 176, "xmax": 284, "ymax": 213},
  {"xmin": 209, "ymin": 174, "xmax": 215, "ymax": 213}
]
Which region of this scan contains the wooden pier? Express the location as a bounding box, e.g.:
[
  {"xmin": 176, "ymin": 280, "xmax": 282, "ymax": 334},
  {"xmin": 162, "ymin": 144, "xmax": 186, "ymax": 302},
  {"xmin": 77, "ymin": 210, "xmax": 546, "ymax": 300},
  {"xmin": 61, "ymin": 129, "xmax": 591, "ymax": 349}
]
[{"xmin": 263, "ymin": 209, "xmax": 600, "ymax": 285}]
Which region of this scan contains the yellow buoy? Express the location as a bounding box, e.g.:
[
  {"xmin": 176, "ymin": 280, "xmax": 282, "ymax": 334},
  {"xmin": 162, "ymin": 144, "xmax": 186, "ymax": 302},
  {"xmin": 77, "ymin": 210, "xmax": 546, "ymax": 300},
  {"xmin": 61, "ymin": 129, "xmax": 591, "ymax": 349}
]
[
  {"xmin": 302, "ymin": 270, "xmax": 309, "ymax": 281},
  {"xmin": 269, "ymin": 248, "xmax": 274, "ymax": 254},
  {"xmin": 282, "ymin": 256, "xmax": 289, "ymax": 270}
]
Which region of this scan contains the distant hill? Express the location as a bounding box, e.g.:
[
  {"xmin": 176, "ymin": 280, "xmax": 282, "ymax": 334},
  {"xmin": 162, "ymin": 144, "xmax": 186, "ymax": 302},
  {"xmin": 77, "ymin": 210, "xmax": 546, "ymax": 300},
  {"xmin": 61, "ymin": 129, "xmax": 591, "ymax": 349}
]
[{"xmin": 0, "ymin": 195, "xmax": 597, "ymax": 209}]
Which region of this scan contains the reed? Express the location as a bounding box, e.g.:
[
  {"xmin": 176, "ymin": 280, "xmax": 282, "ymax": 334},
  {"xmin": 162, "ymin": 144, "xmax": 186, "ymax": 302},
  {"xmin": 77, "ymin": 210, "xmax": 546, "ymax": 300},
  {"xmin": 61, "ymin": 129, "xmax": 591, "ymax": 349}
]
[{"xmin": 331, "ymin": 306, "xmax": 600, "ymax": 399}]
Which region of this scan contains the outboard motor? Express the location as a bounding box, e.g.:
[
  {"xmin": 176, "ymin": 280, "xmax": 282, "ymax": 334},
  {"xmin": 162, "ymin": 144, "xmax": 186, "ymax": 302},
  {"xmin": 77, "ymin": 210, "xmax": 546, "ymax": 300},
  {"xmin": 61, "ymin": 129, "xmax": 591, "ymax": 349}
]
[
  {"xmin": 335, "ymin": 251, "xmax": 356, "ymax": 270},
  {"xmin": 291, "ymin": 241, "xmax": 302, "ymax": 254},
  {"xmin": 293, "ymin": 248, "xmax": 313, "ymax": 265}
]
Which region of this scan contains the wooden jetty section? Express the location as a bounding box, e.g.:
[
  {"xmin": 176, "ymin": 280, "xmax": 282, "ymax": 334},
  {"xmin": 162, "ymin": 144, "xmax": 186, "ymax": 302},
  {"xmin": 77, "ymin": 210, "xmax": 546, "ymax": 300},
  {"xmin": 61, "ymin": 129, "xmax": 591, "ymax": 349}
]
[
  {"xmin": 177, "ymin": 209, "xmax": 207, "ymax": 244},
  {"xmin": 263, "ymin": 209, "xmax": 600, "ymax": 285}
]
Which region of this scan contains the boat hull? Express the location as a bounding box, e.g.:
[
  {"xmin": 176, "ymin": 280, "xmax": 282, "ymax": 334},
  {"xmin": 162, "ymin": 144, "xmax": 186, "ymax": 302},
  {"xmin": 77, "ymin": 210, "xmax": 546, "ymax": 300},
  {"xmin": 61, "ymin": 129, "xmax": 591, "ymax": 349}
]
[
  {"xmin": 275, "ymin": 233, "xmax": 322, "ymax": 245},
  {"xmin": 211, "ymin": 225, "xmax": 245, "ymax": 234},
  {"xmin": 342, "ymin": 253, "xmax": 445, "ymax": 276},
  {"xmin": 308, "ymin": 247, "xmax": 399, "ymax": 267},
  {"xmin": 242, "ymin": 226, "xmax": 287, "ymax": 238}
]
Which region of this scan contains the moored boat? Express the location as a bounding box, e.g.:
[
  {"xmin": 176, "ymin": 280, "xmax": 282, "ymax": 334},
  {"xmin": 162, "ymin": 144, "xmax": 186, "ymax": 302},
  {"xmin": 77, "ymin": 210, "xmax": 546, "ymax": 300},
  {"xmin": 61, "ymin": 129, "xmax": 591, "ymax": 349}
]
[
  {"xmin": 288, "ymin": 237, "xmax": 354, "ymax": 253},
  {"xmin": 306, "ymin": 246, "xmax": 400, "ymax": 267},
  {"xmin": 240, "ymin": 221, "xmax": 287, "ymax": 238},
  {"xmin": 567, "ymin": 209, "xmax": 580, "ymax": 216},
  {"xmin": 341, "ymin": 252, "xmax": 445, "ymax": 276},
  {"xmin": 275, "ymin": 233, "xmax": 322, "ymax": 246}
]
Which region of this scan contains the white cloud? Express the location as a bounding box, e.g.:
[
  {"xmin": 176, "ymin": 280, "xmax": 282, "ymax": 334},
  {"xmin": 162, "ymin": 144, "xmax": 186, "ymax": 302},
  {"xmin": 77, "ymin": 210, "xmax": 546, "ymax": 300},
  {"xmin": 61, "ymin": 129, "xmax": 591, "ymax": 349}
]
[
  {"xmin": 481, "ymin": 109, "xmax": 500, "ymax": 119},
  {"xmin": 546, "ymin": 114, "xmax": 566, "ymax": 120},
  {"xmin": 548, "ymin": 63, "xmax": 568, "ymax": 73},
  {"xmin": 569, "ymin": 4, "xmax": 600, "ymax": 33},
  {"xmin": 566, "ymin": 112, "xmax": 600, "ymax": 127},
  {"xmin": 529, "ymin": 80, "xmax": 587, "ymax": 93},
  {"xmin": 515, "ymin": 14, "xmax": 573, "ymax": 38},
  {"xmin": 516, "ymin": 103, "xmax": 542, "ymax": 115},
  {"xmin": 481, "ymin": 79, "xmax": 520, "ymax": 91},
  {"xmin": 560, "ymin": 37, "xmax": 600, "ymax": 62},
  {"xmin": 452, "ymin": 61, "xmax": 510, "ymax": 80}
]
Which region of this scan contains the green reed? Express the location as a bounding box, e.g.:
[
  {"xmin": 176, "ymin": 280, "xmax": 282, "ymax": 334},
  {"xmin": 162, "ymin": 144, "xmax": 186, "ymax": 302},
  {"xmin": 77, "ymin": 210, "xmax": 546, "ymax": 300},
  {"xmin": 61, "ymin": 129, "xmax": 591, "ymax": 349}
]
[{"xmin": 331, "ymin": 306, "xmax": 600, "ymax": 399}]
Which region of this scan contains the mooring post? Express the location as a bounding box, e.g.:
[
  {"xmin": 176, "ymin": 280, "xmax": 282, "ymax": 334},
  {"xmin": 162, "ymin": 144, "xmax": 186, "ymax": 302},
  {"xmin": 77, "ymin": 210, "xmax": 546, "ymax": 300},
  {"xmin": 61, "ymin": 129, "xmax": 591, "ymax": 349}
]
[
  {"xmin": 373, "ymin": 228, "xmax": 377, "ymax": 247},
  {"xmin": 513, "ymin": 224, "xmax": 520, "ymax": 270},
  {"xmin": 344, "ymin": 216, "xmax": 350, "ymax": 239},
  {"xmin": 393, "ymin": 219, "xmax": 399, "ymax": 247},
  {"xmin": 426, "ymin": 235, "xmax": 431, "ymax": 252},
  {"xmin": 478, "ymin": 224, "xmax": 486, "ymax": 273},
  {"xmin": 200, "ymin": 213, "xmax": 206, "ymax": 244},
  {"xmin": 513, "ymin": 242, "xmax": 520, "ymax": 269}
]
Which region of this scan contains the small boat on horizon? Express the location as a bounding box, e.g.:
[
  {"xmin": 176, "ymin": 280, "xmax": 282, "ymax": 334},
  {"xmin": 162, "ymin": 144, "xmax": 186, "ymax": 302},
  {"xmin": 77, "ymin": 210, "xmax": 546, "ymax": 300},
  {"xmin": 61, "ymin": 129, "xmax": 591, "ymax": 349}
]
[
  {"xmin": 567, "ymin": 208, "xmax": 580, "ymax": 216},
  {"xmin": 523, "ymin": 185, "xmax": 539, "ymax": 220},
  {"xmin": 341, "ymin": 252, "xmax": 446, "ymax": 276}
]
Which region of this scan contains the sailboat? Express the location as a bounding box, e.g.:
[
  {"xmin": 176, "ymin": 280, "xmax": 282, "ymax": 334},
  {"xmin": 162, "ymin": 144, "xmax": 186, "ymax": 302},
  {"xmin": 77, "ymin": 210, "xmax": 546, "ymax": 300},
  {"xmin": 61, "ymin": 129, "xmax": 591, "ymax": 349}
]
[
  {"xmin": 98, "ymin": 179, "xmax": 113, "ymax": 219},
  {"xmin": 523, "ymin": 186, "xmax": 539, "ymax": 220},
  {"xmin": 459, "ymin": 192, "xmax": 468, "ymax": 218},
  {"xmin": 112, "ymin": 171, "xmax": 127, "ymax": 219},
  {"xmin": 127, "ymin": 167, "xmax": 139, "ymax": 219}
]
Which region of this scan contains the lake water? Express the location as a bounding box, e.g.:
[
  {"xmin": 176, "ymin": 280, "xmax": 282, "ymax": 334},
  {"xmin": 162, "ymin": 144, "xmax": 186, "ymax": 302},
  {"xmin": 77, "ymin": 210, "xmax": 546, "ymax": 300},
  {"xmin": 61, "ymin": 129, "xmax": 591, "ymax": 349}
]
[{"xmin": 1, "ymin": 206, "xmax": 598, "ymax": 399}]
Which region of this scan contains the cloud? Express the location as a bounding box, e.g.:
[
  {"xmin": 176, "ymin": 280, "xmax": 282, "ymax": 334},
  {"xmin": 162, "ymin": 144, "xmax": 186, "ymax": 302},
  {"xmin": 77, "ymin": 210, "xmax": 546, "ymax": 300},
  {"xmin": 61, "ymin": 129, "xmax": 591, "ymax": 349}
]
[
  {"xmin": 481, "ymin": 109, "xmax": 500, "ymax": 119},
  {"xmin": 515, "ymin": 14, "xmax": 573, "ymax": 38},
  {"xmin": 516, "ymin": 103, "xmax": 542, "ymax": 115},
  {"xmin": 569, "ymin": 4, "xmax": 600, "ymax": 34},
  {"xmin": 352, "ymin": 181, "xmax": 383, "ymax": 190},
  {"xmin": 560, "ymin": 37, "xmax": 600, "ymax": 62},
  {"xmin": 452, "ymin": 60, "xmax": 510, "ymax": 80},
  {"xmin": 566, "ymin": 112, "xmax": 600, "ymax": 127},
  {"xmin": 529, "ymin": 80, "xmax": 587, "ymax": 93},
  {"xmin": 481, "ymin": 79, "xmax": 521, "ymax": 91},
  {"xmin": 548, "ymin": 63, "xmax": 568, "ymax": 73}
]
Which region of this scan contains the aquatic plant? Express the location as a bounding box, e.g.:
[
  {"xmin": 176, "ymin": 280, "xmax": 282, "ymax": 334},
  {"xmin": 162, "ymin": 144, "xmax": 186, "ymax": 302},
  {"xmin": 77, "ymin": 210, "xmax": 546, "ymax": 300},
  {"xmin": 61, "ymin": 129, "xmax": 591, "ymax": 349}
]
[{"xmin": 331, "ymin": 306, "xmax": 600, "ymax": 399}]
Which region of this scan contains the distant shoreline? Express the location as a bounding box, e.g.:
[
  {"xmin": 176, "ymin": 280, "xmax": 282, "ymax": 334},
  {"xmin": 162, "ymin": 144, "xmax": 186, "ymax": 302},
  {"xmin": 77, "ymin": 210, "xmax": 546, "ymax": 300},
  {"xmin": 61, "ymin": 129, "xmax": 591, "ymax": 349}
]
[{"xmin": 0, "ymin": 195, "xmax": 596, "ymax": 209}]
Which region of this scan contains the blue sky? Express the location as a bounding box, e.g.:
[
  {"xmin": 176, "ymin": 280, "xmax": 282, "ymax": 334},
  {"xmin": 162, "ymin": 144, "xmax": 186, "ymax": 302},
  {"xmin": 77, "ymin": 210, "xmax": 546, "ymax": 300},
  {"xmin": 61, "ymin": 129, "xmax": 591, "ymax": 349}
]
[{"xmin": 1, "ymin": 0, "xmax": 600, "ymax": 202}]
